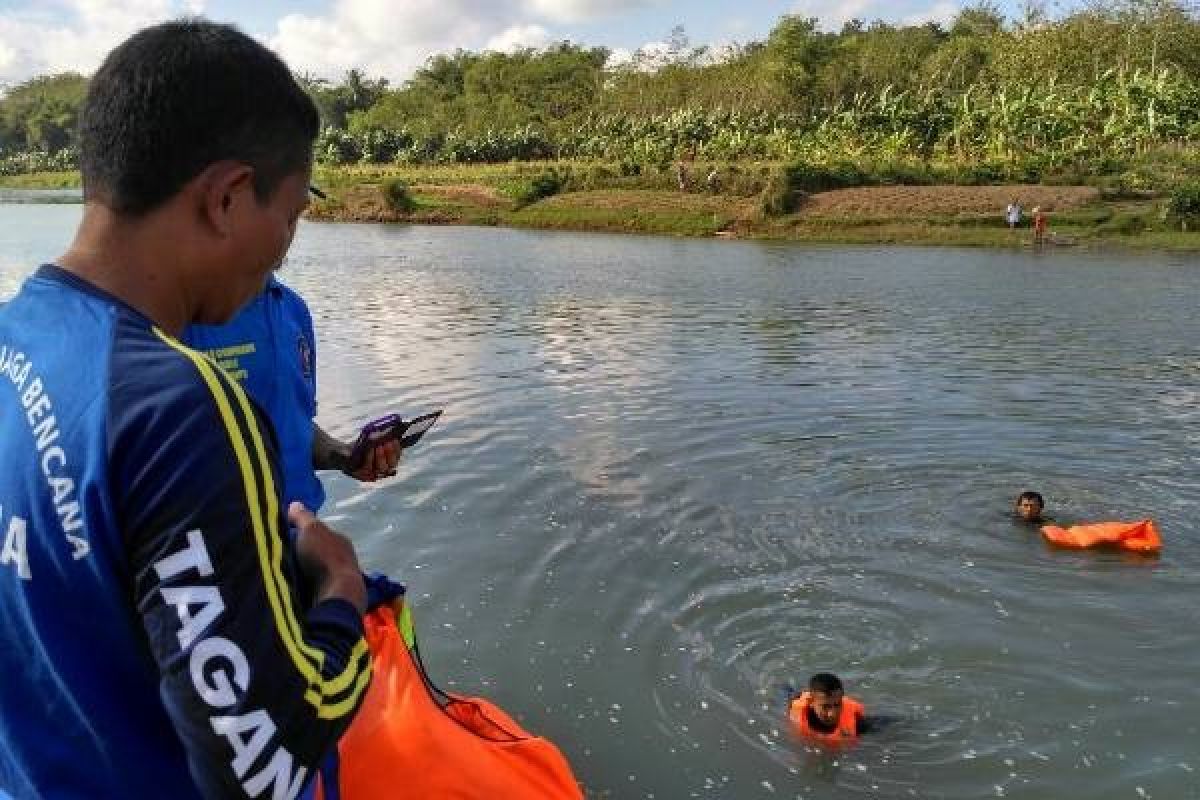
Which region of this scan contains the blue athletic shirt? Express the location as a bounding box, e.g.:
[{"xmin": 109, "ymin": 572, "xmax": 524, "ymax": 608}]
[
  {"xmin": 183, "ymin": 277, "xmax": 324, "ymax": 512},
  {"xmin": 0, "ymin": 266, "xmax": 369, "ymax": 799}
]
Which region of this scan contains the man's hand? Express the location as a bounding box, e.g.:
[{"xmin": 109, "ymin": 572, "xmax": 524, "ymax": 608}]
[
  {"xmin": 312, "ymin": 421, "xmax": 400, "ymax": 481},
  {"xmin": 289, "ymin": 502, "xmax": 367, "ymax": 615},
  {"xmin": 346, "ymin": 438, "xmax": 400, "ymax": 482}
]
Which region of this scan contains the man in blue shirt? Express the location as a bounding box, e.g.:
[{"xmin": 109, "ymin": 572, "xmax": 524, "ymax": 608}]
[
  {"xmin": 0, "ymin": 20, "xmax": 369, "ymax": 799},
  {"xmin": 184, "ymin": 277, "xmax": 400, "ymax": 513}
]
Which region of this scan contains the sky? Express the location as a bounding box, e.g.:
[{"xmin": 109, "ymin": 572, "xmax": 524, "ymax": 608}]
[{"xmin": 0, "ymin": 0, "xmax": 1030, "ymax": 88}]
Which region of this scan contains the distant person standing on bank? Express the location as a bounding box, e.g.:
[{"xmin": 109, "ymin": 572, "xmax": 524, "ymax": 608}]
[
  {"xmin": 1032, "ymin": 206, "xmax": 1047, "ymax": 245},
  {"xmin": 1006, "ymin": 199, "xmax": 1022, "ymax": 229}
]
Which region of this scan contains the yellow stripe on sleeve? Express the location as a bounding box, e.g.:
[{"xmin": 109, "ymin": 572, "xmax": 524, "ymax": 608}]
[
  {"xmin": 213, "ymin": 339, "xmax": 371, "ymax": 702},
  {"xmin": 154, "ymin": 329, "xmax": 369, "ymax": 717}
]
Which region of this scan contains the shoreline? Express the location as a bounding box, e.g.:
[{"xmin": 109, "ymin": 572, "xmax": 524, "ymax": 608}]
[
  {"xmin": 306, "ymin": 183, "xmax": 1200, "ymax": 251},
  {"xmin": 5, "ymin": 169, "xmax": 1198, "ymax": 250}
]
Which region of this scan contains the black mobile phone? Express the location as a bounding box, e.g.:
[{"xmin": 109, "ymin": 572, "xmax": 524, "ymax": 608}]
[{"xmin": 396, "ymin": 410, "xmax": 442, "ymax": 449}]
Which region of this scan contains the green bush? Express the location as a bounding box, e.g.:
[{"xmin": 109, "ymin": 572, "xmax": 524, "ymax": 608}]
[
  {"xmin": 381, "ymin": 178, "xmax": 417, "ymax": 212},
  {"xmin": 781, "ymin": 162, "xmax": 862, "ymax": 192},
  {"xmin": 502, "ymin": 168, "xmax": 566, "ymax": 207},
  {"xmin": 759, "ymin": 168, "xmax": 806, "ymax": 216},
  {"xmin": 831, "ymin": 161, "xmax": 869, "ymax": 188},
  {"xmin": 875, "ymin": 161, "xmax": 934, "ymax": 186},
  {"xmin": 721, "ymin": 164, "xmax": 768, "ymax": 197},
  {"xmin": 0, "ymin": 148, "xmax": 78, "ymax": 177},
  {"xmin": 1116, "ymin": 166, "xmax": 1162, "ymax": 193},
  {"xmin": 947, "ymin": 161, "xmax": 1006, "ymax": 186},
  {"xmin": 1041, "ymin": 167, "xmax": 1090, "ymax": 186},
  {"xmin": 1006, "ymin": 158, "xmax": 1046, "ymax": 184},
  {"xmin": 582, "ymin": 165, "xmax": 615, "ymax": 189},
  {"xmin": 1164, "ymin": 184, "xmax": 1200, "ymax": 230}
]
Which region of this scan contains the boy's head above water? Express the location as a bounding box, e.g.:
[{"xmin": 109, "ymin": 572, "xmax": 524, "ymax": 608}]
[
  {"xmin": 807, "ymin": 672, "xmax": 845, "ymax": 727},
  {"xmin": 1015, "ymin": 491, "xmax": 1045, "ymax": 522}
]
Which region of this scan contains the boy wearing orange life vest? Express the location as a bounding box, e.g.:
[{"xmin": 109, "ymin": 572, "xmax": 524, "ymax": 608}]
[
  {"xmin": 1011, "ymin": 491, "xmax": 1162, "ymax": 552},
  {"xmin": 788, "ymin": 673, "xmax": 866, "ymax": 743}
]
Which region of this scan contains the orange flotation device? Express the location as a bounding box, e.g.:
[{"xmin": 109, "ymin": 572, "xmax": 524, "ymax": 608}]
[
  {"xmin": 1040, "ymin": 519, "xmax": 1161, "ymax": 553},
  {"xmin": 788, "ymin": 691, "xmax": 865, "ymax": 743},
  {"xmin": 315, "ymin": 601, "xmax": 582, "ymax": 800}
]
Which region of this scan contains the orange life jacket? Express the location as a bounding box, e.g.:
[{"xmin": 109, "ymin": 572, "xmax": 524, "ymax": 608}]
[
  {"xmin": 1040, "ymin": 519, "xmax": 1161, "ymax": 553},
  {"xmin": 315, "ymin": 602, "xmax": 582, "ymax": 800},
  {"xmin": 788, "ymin": 691, "xmax": 864, "ymax": 743}
]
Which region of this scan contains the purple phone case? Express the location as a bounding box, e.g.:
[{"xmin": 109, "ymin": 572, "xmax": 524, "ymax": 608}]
[{"xmin": 349, "ymin": 410, "xmax": 442, "ymax": 467}]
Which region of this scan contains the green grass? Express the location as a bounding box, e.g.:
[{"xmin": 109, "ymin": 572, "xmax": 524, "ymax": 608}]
[
  {"xmin": 314, "ymin": 161, "xmax": 583, "ymax": 189},
  {"xmin": 0, "ymin": 170, "xmax": 80, "ymax": 189},
  {"xmin": 511, "ymin": 205, "xmax": 730, "ymax": 236}
]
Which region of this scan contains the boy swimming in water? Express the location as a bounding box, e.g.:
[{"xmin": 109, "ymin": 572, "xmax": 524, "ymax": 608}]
[
  {"xmin": 788, "ymin": 673, "xmax": 867, "ymax": 742},
  {"xmin": 1014, "ymin": 490, "xmax": 1046, "ymax": 524}
]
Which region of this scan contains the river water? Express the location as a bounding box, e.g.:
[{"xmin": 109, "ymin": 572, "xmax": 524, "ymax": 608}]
[{"xmin": 2, "ymin": 202, "xmax": 1198, "ymax": 799}]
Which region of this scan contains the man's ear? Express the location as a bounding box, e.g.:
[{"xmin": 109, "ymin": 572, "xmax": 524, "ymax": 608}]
[{"xmin": 196, "ymin": 161, "xmax": 256, "ymax": 237}]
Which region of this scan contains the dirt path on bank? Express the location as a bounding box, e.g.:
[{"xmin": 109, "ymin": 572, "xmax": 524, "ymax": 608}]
[
  {"xmin": 801, "ymin": 185, "xmax": 1102, "ymax": 215},
  {"xmin": 528, "ymin": 185, "xmax": 1103, "ymax": 220},
  {"xmin": 412, "ymin": 183, "xmax": 509, "ymax": 207}
]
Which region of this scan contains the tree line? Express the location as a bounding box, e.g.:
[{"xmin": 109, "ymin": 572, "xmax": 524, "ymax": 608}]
[{"xmin": 2, "ymin": 0, "xmax": 1198, "ymax": 180}]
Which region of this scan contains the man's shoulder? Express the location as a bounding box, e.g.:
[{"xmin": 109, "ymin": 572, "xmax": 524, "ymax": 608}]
[
  {"xmin": 0, "ymin": 270, "xmax": 189, "ymax": 399},
  {"xmin": 109, "ymin": 327, "xmax": 236, "ymax": 421},
  {"xmin": 105, "ymin": 330, "xmax": 258, "ymax": 496},
  {"xmin": 271, "ymin": 280, "xmax": 313, "ymax": 322}
]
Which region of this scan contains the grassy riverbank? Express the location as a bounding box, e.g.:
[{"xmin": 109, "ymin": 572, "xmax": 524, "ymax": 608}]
[
  {"xmin": 308, "ymin": 164, "xmax": 1200, "ymax": 250},
  {"xmin": 6, "ymin": 165, "xmax": 1198, "ymax": 249}
]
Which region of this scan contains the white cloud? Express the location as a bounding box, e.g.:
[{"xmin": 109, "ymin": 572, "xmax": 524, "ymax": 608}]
[
  {"xmin": 615, "ymin": 39, "xmax": 670, "ymax": 71},
  {"xmin": 268, "ymin": 0, "xmax": 558, "ymax": 82},
  {"xmin": 605, "ymin": 33, "xmax": 741, "ymax": 73},
  {"xmin": 790, "ymin": 0, "xmax": 876, "ymax": 30},
  {"xmin": 903, "ymin": 1, "xmax": 960, "ymax": 26},
  {"xmin": 604, "ymin": 46, "xmax": 636, "ymax": 69},
  {"xmin": 791, "ymin": 0, "xmax": 962, "ymax": 30},
  {"xmin": 0, "ymin": 0, "xmax": 201, "ymax": 86},
  {"xmin": 269, "ymin": 0, "xmax": 659, "ymax": 83},
  {"xmin": 485, "ymin": 24, "xmax": 553, "ymax": 53},
  {"xmin": 0, "ymin": 39, "xmax": 16, "ymax": 73},
  {"xmin": 704, "ymin": 40, "xmax": 744, "ymax": 65},
  {"xmin": 522, "ymin": 0, "xmax": 659, "ymax": 24}
]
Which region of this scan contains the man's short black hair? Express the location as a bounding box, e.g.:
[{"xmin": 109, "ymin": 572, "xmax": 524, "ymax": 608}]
[
  {"xmin": 80, "ymin": 18, "xmax": 318, "ymax": 215},
  {"xmin": 809, "ymin": 672, "xmax": 843, "ymax": 694},
  {"xmin": 1017, "ymin": 491, "xmax": 1044, "ymax": 508}
]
